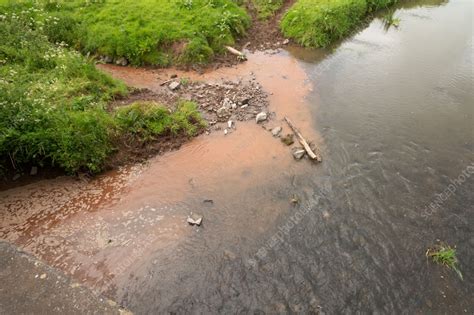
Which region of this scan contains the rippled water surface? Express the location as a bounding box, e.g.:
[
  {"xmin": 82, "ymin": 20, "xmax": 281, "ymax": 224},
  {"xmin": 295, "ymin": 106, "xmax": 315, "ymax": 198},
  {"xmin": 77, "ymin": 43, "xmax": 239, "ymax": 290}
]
[{"xmin": 1, "ymin": 0, "xmax": 473, "ymax": 313}]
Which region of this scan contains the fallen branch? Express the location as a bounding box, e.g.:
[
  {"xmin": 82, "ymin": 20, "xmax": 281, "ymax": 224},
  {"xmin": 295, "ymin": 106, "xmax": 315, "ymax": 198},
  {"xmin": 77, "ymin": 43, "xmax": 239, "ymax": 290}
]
[
  {"xmin": 159, "ymin": 79, "xmax": 173, "ymax": 86},
  {"xmin": 284, "ymin": 117, "xmax": 322, "ymax": 162},
  {"xmin": 225, "ymin": 46, "xmax": 247, "ymax": 60}
]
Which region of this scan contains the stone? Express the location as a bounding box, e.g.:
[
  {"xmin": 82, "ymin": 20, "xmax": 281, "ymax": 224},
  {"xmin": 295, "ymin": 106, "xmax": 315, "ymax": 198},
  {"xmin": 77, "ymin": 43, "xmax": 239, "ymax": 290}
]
[
  {"xmin": 227, "ymin": 120, "xmax": 233, "ymax": 128},
  {"xmin": 30, "ymin": 166, "xmax": 38, "ymax": 176},
  {"xmin": 271, "ymin": 126, "xmax": 282, "ymax": 137},
  {"xmin": 224, "ymin": 128, "xmax": 228, "ymax": 135},
  {"xmin": 283, "ymin": 39, "xmax": 290, "ymax": 45},
  {"xmin": 170, "ymin": 74, "xmax": 178, "ymax": 79},
  {"xmin": 292, "ymin": 148, "xmax": 306, "ymax": 160},
  {"xmin": 115, "ymin": 57, "xmax": 128, "ymax": 66},
  {"xmin": 168, "ymin": 81, "xmax": 181, "ymax": 91},
  {"xmin": 255, "ymin": 112, "xmax": 267, "ymax": 123},
  {"xmin": 103, "ymin": 55, "xmax": 113, "ymax": 63},
  {"xmin": 281, "ymin": 134, "xmax": 294, "ymax": 146},
  {"xmin": 240, "ymin": 104, "xmax": 249, "ymax": 109},
  {"xmin": 216, "ymin": 106, "xmax": 231, "ymax": 119},
  {"xmin": 187, "ymin": 214, "xmax": 203, "ymax": 226}
]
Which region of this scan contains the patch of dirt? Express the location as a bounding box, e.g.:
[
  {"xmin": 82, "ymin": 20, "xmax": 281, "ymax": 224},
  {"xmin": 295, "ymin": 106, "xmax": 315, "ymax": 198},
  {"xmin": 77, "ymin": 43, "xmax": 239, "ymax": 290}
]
[{"xmin": 237, "ymin": 0, "xmax": 296, "ymax": 52}]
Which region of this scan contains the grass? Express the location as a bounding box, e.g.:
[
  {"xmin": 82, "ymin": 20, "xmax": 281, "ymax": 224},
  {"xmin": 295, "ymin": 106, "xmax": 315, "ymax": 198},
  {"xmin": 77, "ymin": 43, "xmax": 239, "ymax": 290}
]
[
  {"xmin": 0, "ymin": 8, "xmax": 205, "ymax": 175},
  {"xmin": 2, "ymin": 0, "xmax": 250, "ymax": 66},
  {"xmin": 251, "ymin": 0, "xmax": 284, "ymax": 19},
  {"xmin": 382, "ymin": 9, "xmax": 400, "ymax": 29},
  {"xmin": 281, "ymin": 0, "xmax": 399, "ymax": 47},
  {"xmin": 426, "ymin": 244, "xmax": 463, "ymax": 280},
  {"xmin": 115, "ymin": 101, "xmax": 206, "ymax": 142}
]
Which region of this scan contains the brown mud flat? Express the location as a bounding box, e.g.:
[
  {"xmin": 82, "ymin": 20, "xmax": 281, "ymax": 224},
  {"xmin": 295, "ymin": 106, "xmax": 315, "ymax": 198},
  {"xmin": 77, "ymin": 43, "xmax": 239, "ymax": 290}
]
[{"xmin": 0, "ymin": 50, "xmax": 322, "ymax": 304}]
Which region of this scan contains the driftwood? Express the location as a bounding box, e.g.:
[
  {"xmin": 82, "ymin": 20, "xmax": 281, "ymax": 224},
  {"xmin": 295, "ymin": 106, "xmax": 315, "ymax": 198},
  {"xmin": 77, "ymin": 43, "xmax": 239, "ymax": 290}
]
[
  {"xmin": 284, "ymin": 117, "xmax": 322, "ymax": 162},
  {"xmin": 225, "ymin": 46, "xmax": 247, "ymax": 60},
  {"xmin": 159, "ymin": 79, "xmax": 173, "ymax": 86}
]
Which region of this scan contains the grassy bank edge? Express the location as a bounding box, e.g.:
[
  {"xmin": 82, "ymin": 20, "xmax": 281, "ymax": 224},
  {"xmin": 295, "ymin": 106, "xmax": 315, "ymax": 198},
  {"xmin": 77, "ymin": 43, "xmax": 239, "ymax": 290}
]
[{"xmin": 280, "ymin": 0, "xmax": 399, "ymax": 47}]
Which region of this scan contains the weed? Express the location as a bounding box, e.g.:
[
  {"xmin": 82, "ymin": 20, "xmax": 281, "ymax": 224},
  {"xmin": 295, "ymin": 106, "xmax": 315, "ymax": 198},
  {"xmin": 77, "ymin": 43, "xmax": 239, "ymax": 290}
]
[
  {"xmin": 382, "ymin": 10, "xmax": 400, "ymax": 29},
  {"xmin": 426, "ymin": 243, "xmax": 463, "ymax": 280}
]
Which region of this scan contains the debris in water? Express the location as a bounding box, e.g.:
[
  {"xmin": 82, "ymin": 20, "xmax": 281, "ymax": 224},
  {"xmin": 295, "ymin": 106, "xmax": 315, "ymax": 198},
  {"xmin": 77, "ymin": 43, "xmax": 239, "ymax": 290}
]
[
  {"xmin": 187, "ymin": 214, "xmax": 203, "ymax": 226},
  {"xmin": 290, "ymin": 195, "xmax": 299, "ymax": 204},
  {"xmin": 281, "ymin": 134, "xmax": 294, "ymax": 146},
  {"xmin": 292, "ymin": 148, "xmax": 306, "ymax": 160}
]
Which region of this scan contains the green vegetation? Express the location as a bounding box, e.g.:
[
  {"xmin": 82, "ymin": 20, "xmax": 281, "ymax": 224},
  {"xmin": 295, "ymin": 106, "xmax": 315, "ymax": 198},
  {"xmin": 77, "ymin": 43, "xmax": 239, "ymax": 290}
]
[
  {"xmin": 2, "ymin": 0, "xmax": 250, "ymax": 66},
  {"xmin": 382, "ymin": 9, "xmax": 400, "ymax": 29},
  {"xmin": 426, "ymin": 244, "xmax": 463, "ymax": 280},
  {"xmin": 0, "ymin": 9, "xmax": 205, "ymax": 175},
  {"xmin": 115, "ymin": 101, "xmax": 206, "ymax": 141},
  {"xmin": 281, "ymin": 0, "xmax": 399, "ymax": 47},
  {"xmin": 251, "ymin": 0, "xmax": 284, "ymax": 19}
]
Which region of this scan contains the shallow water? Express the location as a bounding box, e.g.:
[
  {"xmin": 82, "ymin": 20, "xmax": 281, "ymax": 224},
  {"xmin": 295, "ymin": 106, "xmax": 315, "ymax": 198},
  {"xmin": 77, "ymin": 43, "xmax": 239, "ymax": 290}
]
[{"xmin": 1, "ymin": 0, "xmax": 473, "ymax": 313}]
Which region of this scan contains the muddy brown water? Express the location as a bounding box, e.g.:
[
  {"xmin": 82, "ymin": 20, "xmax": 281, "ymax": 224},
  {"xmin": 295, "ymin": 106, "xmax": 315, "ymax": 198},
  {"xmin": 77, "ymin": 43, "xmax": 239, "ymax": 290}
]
[{"xmin": 1, "ymin": 0, "xmax": 473, "ymax": 313}]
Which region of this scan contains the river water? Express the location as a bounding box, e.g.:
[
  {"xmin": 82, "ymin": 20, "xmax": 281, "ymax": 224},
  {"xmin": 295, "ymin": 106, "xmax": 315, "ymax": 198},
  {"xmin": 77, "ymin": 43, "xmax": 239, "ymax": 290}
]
[{"xmin": 1, "ymin": 0, "xmax": 472, "ymax": 313}]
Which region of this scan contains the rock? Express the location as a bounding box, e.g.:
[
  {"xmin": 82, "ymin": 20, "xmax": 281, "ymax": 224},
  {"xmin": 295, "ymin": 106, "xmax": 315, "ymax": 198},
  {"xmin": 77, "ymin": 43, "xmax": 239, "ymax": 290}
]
[
  {"xmin": 255, "ymin": 112, "xmax": 267, "ymax": 123},
  {"xmin": 187, "ymin": 214, "xmax": 203, "ymax": 226},
  {"xmin": 283, "ymin": 39, "xmax": 290, "ymax": 45},
  {"xmin": 115, "ymin": 57, "xmax": 128, "ymax": 66},
  {"xmin": 216, "ymin": 106, "xmax": 231, "ymax": 119},
  {"xmin": 240, "ymin": 104, "xmax": 249, "ymax": 109},
  {"xmin": 222, "ymin": 98, "xmax": 235, "ymax": 110},
  {"xmin": 271, "ymin": 126, "xmax": 282, "ymax": 137},
  {"xmin": 292, "ymin": 148, "xmax": 306, "ymax": 160},
  {"xmin": 224, "ymin": 128, "xmax": 228, "ymax": 135},
  {"xmin": 30, "ymin": 166, "xmax": 38, "ymax": 176},
  {"xmin": 281, "ymin": 134, "xmax": 294, "ymax": 146},
  {"xmin": 102, "ymin": 55, "xmax": 113, "ymax": 63},
  {"xmin": 227, "ymin": 120, "xmax": 233, "ymax": 128},
  {"xmin": 170, "ymin": 74, "xmax": 178, "ymax": 79},
  {"xmin": 168, "ymin": 81, "xmax": 180, "ymax": 91}
]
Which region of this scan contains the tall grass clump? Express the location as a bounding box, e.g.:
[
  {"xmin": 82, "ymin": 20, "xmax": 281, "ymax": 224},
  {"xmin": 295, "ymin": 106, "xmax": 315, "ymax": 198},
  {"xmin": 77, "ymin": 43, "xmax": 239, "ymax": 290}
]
[
  {"xmin": 281, "ymin": 0, "xmax": 398, "ymax": 47},
  {"xmin": 32, "ymin": 0, "xmax": 250, "ymax": 66}
]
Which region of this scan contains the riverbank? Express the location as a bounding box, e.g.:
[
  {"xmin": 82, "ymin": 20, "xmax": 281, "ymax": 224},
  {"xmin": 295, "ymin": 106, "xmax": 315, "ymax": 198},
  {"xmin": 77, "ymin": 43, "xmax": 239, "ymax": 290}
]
[{"xmin": 1, "ymin": 0, "xmax": 404, "ymax": 187}]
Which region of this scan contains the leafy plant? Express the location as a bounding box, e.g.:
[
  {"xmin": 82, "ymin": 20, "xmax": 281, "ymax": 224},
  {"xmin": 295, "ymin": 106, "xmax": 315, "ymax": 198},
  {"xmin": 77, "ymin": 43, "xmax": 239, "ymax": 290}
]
[{"xmin": 426, "ymin": 243, "xmax": 463, "ymax": 280}]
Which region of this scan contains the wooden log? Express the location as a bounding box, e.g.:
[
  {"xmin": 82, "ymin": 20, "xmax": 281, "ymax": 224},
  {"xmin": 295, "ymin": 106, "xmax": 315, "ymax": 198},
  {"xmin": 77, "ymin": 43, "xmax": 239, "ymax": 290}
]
[
  {"xmin": 225, "ymin": 46, "xmax": 247, "ymax": 59},
  {"xmin": 284, "ymin": 117, "xmax": 322, "ymax": 162}
]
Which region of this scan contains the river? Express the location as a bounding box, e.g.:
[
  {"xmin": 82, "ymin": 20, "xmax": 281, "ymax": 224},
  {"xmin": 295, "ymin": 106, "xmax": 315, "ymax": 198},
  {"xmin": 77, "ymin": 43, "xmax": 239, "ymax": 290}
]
[{"xmin": 0, "ymin": 0, "xmax": 472, "ymax": 313}]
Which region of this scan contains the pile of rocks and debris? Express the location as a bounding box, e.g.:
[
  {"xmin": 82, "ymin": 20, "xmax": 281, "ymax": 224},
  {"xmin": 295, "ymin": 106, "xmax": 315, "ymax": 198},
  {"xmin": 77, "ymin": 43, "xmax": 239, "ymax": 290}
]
[{"xmin": 115, "ymin": 74, "xmax": 272, "ymax": 134}]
